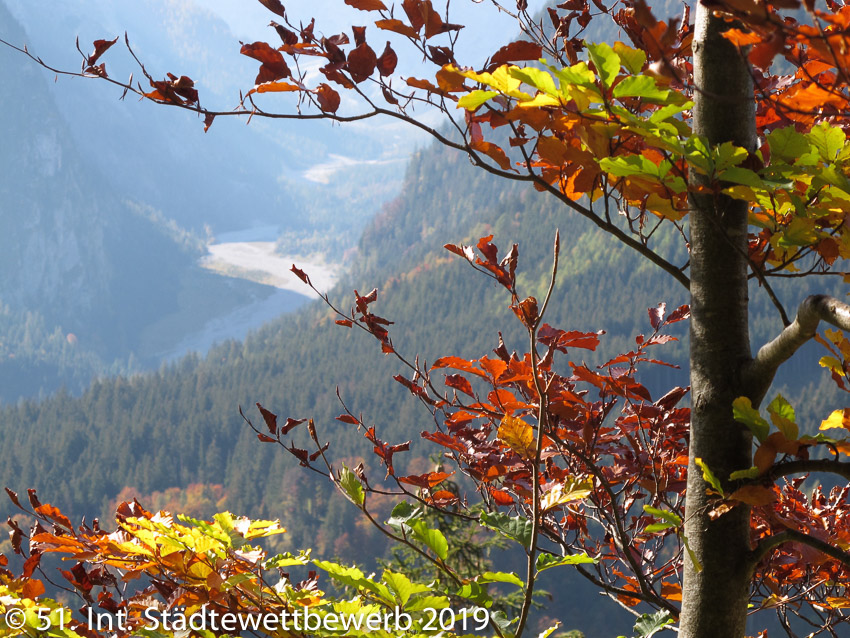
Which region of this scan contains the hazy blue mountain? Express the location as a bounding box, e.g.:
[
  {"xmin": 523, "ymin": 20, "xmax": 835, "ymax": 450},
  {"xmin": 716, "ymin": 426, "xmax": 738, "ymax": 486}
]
[
  {"xmin": 0, "ymin": 1, "xmax": 311, "ymax": 401},
  {"xmin": 2, "ymin": 0, "xmax": 407, "ymax": 239}
]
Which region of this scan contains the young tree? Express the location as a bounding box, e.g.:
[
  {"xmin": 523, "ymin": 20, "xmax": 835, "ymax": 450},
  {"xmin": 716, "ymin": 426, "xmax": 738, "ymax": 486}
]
[{"xmin": 3, "ymin": 1, "xmax": 850, "ymax": 637}]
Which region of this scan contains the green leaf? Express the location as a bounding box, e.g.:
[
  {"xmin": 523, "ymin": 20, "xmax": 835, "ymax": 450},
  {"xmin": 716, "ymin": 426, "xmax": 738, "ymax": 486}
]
[
  {"xmin": 510, "ymin": 67, "xmax": 558, "ymax": 96},
  {"xmin": 265, "ymin": 549, "xmax": 311, "ymax": 568},
  {"xmin": 808, "ymin": 121, "xmax": 846, "ymax": 161},
  {"xmin": 453, "ymin": 581, "xmax": 494, "ymax": 606},
  {"xmin": 339, "ymin": 464, "xmax": 365, "ymax": 506},
  {"xmin": 479, "ymin": 511, "xmax": 534, "ymax": 550},
  {"xmin": 643, "ymin": 505, "xmax": 681, "ymax": 533},
  {"xmin": 406, "ymin": 595, "xmax": 450, "ymax": 612},
  {"xmin": 713, "ymin": 141, "xmax": 748, "ymax": 172},
  {"xmin": 478, "ymin": 571, "xmax": 525, "ymax": 587},
  {"xmin": 694, "ymin": 457, "xmax": 724, "ymax": 497},
  {"xmin": 612, "ymin": 75, "xmax": 671, "ymax": 102},
  {"xmin": 550, "ymin": 61, "xmax": 596, "ymax": 88},
  {"xmin": 458, "ymin": 90, "xmax": 499, "ymax": 110},
  {"xmin": 767, "ymin": 394, "xmax": 798, "ymax": 441},
  {"xmin": 409, "ymin": 520, "xmax": 449, "ymax": 560},
  {"xmin": 613, "ymin": 41, "xmax": 646, "ymax": 74},
  {"xmin": 720, "ymin": 166, "xmax": 766, "ymax": 189},
  {"xmin": 585, "ymin": 41, "xmax": 620, "ymax": 87},
  {"xmin": 314, "ymin": 560, "xmax": 394, "ymax": 603},
  {"xmin": 767, "ymin": 127, "xmax": 810, "ymax": 162},
  {"xmin": 732, "ymin": 396, "xmax": 770, "ymax": 443},
  {"xmin": 535, "ymin": 552, "xmax": 597, "ymax": 572},
  {"xmin": 634, "ymin": 610, "xmax": 675, "ymax": 637},
  {"xmin": 382, "ymin": 570, "xmax": 430, "ymax": 606},
  {"xmin": 729, "ymin": 466, "xmax": 760, "ymax": 481},
  {"xmin": 386, "ymin": 501, "xmax": 421, "ymax": 531}
]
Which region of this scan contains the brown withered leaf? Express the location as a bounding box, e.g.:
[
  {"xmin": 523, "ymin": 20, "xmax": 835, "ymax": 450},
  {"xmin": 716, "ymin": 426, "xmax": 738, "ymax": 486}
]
[
  {"xmin": 345, "ymin": 0, "xmax": 387, "ymax": 9},
  {"xmin": 316, "ymin": 83, "xmax": 341, "ymax": 112},
  {"xmin": 5, "ymin": 487, "xmax": 22, "ymax": 509},
  {"xmin": 382, "ymin": 85, "xmax": 399, "ymax": 105},
  {"xmin": 322, "ymin": 66, "xmax": 356, "ymax": 89},
  {"xmin": 256, "ymin": 402, "xmax": 278, "ymax": 436},
  {"xmin": 88, "ymin": 37, "xmax": 118, "ymax": 66},
  {"xmin": 27, "ymin": 488, "xmax": 41, "ymax": 509},
  {"xmin": 22, "ymin": 552, "xmax": 41, "ymax": 578},
  {"xmin": 290, "ymin": 265, "xmax": 310, "ymax": 284},
  {"xmin": 257, "ymin": 0, "xmax": 287, "ymax": 19},
  {"xmin": 427, "ymin": 45, "xmax": 455, "ymax": 66},
  {"xmin": 352, "ymin": 26, "xmax": 368, "ymax": 47},
  {"xmin": 375, "ymin": 18, "xmax": 419, "ymax": 39},
  {"xmin": 271, "ymin": 21, "xmax": 299, "ymax": 45},
  {"xmin": 241, "ymin": 41, "xmax": 291, "ymax": 83},
  {"xmin": 347, "ymin": 43, "xmax": 377, "ymax": 83},
  {"xmin": 280, "ymin": 417, "xmax": 306, "ymax": 435},
  {"xmin": 402, "ymin": 0, "xmax": 426, "ymax": 32},
  {"xmin": 489, "ymin": 40, "xmax": 543, "ymax": 68},
  {"xmin": 377, "ymin": 42, "xmax": 398, "ymax": 76},
  {"xmin": 203, "ymin": 113, "xmax": 215, "ymax": 133}
]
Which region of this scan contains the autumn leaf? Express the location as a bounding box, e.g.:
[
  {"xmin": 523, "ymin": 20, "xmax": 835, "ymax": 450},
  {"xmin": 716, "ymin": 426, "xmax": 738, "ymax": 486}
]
[
  {"xmin": 498, "ymin": 415, "xmax": 535, "ymax": 459},
  {"xmin": 344, "ymin": 0, "xmax": 387, "ymax": 10},
  {"xmin": 316, "ymin": 84, "xmax": 341, "ymax": 112}
]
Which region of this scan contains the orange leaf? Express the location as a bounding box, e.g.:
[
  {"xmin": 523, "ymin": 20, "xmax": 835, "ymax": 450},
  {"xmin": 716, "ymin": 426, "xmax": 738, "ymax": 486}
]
[
  {"xmin": 470, "ymin": 140, "xmax": 514, "ymax": 171},
  {"xmin": 21, "ymin": 578, "xmax": 45, "ymax": 599},
  {"xmin": 375, "ymin": 18, "xmax": 419, "ymax": 39},
  {"xmin": 344, "ymin": 0, "xmax": 387, "ymax": 9},
  {"xmin": 729, "ymin": 485, "xmax": 778, "ymax": 506},
  {"xmin": 248, "ymin": 81, "xmax": 301, "ymax": 96}
]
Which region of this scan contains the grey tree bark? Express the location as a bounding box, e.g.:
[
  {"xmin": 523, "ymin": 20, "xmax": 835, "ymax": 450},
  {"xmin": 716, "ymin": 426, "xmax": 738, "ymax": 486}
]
[{"xmin": 679, "ymin": 4, "xmax": 757, "ymax": 637}]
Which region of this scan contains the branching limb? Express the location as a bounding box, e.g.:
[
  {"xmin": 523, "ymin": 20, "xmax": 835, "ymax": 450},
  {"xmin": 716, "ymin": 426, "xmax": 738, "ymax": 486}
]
[
  {"xmin": 766, "ymin": 458, "xmax": 850, "ymax": 481},
  {"xmin": 743, "ymin": 295, "xmax": 850, "ymax": 404},
  {"xmin": 748, "ymin": 528, "xmax": 850, "ymax": 571}
]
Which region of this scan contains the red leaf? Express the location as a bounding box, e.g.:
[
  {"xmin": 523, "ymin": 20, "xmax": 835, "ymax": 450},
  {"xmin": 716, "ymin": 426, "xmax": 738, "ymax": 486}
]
[
  {"xmin": 22, "ymin": 553, "xmax": 41, "ymax": 578},
  {"xmin": 337, "ymin": 414, "xmax": 361, "ymax": 425},
  {"xmin": 27, "ymin": 489, "xmax": 41, "ymax": 509},
  {"xmin": 271, "ymin": 22, "xmax": 299, "ymax": 46},
  {"xmin": 429, "ymin": 490, "xmax": 459, "ymax": 506},
  {"xmin": 316, "ymin": 83, "xmax": 341, "ymax": 112},
  {"xmin": 336, "ymin": 319, "xmax": 354, "ymax": 327},
  {"xmin": 257, "ymin": 433, "xmax": 277, "ymax": 442},
  {"xmin": 489, "ymin": 40, "xmax": 543, "ymax": 68},
  {"xmin": 281, "ymin": 417, "xmax": 306, "ymax": 435},
  {"xmin": 88, "ymin": 37, "xmax": 118, "ymax": 67},
  {"xmin": 445, "ymin": 374, "xmax": 475, "ymax": 398},
  {"xmin": 291, "ymin": 265, "xmax": 310, "ymax": 284},
  {"xmin": 347, "ymin": 43, "xmax": 377, "ymax": 83},
  {"xmin": 257, "ymin": 0, "xmax": 287, "ymax": 19},
  {"xmin": 345, "ymin": 0, "xmax": 388, "ymax": 9},
  {"xmin": 648, "ymin": 302, "xmax": 666, "ymax": 330},
  {"xmin": 399, "ymin": 471, "xmax": 454, "ymax": 487},
  {"xmin": 241, "ymin": 41, "xmax": 291, "ymax": 83},
  {"xmin": 421, "ymin": 430, "xmax": 466, "ymax": 452},
  {"xmin": 490, "ymin": 487, "xmax": 514, "ymax": 506},
  {"xmin": 667, "ymin": 304, "xmax": 690, "ymax": 323},
  {"xmin": 35, "ymin": 504, "xmax": 73, "ymax": 530},
  {"xmin": 5, "ymin": 487, "xmax": 22, "ymax": 509},
  {"xmin": 203, "ymin": 113, "xmax": 215, "ymax": 132},
  {"xmin": 256, "ymin": 402, "xmax": 278, "ymax": 435},
  {"xmin": 376, "ymin": 42, "xmax": 398, "ymax": 76}
]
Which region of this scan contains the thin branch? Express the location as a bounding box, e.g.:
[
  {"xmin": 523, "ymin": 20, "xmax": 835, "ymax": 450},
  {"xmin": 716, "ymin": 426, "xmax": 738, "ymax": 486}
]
[
  {"xmin": 743, "ymin": 295, "xmax": 850, "ymax": 404},
  {"xmin": 749, "ymin": 528, "xmax": 850, "ymax": 570}
]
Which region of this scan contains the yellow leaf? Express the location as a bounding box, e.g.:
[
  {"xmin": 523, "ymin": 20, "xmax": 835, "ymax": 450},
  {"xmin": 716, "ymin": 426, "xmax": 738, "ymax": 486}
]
[
  {"xmin": 498, "ymin": 416, "xmax": 535, "ymax": 459},
  {"xmin": 820, "ymin": 408, "xmax": 850, "ymax": 431},
  {"xmin": 819, "ymin": 356, "xmax": 846, "ymax": 377},
  {"xmin": 541, "ymin": 476, "xmax": 593, "ymax": 511}
]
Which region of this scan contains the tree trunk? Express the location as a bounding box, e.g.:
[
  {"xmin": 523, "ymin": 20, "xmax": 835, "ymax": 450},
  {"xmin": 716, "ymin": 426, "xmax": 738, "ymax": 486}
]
[{"xmin": 679, "ymin": 5, "xmax": 757, "ymax": 638}]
